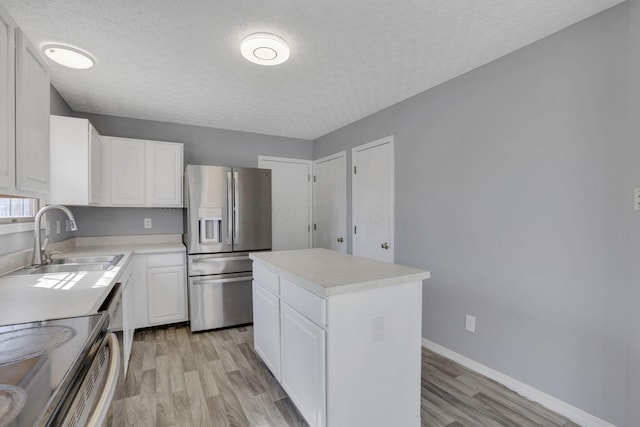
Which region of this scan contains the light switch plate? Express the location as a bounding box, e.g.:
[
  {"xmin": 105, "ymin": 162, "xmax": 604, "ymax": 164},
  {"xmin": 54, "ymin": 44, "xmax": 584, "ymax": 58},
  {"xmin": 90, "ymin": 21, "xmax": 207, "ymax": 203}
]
[{"xmin": 465, "ymin": 315, "xmax": 476, "ymax": 333}]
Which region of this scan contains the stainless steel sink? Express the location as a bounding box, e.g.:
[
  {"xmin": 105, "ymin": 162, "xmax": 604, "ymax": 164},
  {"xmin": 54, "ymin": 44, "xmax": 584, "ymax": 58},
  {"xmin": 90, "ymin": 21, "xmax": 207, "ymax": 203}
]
[
  {"xmin": 30, "ymin": 263, "xmax": 113, "ymax": 274},
  {"xmin": 51, "ymin": 255, "xmax": 123, "ymax": 265},
  {"xmin": 5, "ymin": 254, "xmax": 124, "ymax": 276}
]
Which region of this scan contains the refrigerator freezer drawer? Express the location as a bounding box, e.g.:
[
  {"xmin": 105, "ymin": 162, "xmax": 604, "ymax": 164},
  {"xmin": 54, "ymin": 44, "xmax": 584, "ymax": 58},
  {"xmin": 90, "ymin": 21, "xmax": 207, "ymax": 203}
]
[
  {"xmin": 188, "ymin": 253, "xmax": 252, "ymax": 276},
  {"xmin": 189, "ymin": 275, "xmax": 253, "ymax": 331}
]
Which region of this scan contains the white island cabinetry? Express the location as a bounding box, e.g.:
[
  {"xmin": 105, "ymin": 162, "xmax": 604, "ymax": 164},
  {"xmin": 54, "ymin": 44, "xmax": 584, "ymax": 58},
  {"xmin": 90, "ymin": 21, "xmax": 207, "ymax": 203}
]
[{"xmin": 250, "ymin": 248, "xmax": 429, "ymax": 427}]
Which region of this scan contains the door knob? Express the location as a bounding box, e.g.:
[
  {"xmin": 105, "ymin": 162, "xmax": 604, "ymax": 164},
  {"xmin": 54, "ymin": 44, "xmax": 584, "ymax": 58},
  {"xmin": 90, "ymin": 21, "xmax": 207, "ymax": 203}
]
[
  {"xmin": 337, "ymin": 237, "xmax": 344, "ymax": 243},
  {"xmin": 381, "ymin": 242, "xmax": 389, "ymax": 249}
]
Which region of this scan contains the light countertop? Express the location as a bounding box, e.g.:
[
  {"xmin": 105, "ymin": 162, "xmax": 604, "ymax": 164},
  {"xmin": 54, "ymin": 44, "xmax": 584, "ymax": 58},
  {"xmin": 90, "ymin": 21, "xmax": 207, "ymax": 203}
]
[
  {"xmin": 250, "ymin": 248, "xmax": 429, "ymax": 297},
  {"xmin": 0, "ymin": 241, "xmax": 185, "ymax": 326}
]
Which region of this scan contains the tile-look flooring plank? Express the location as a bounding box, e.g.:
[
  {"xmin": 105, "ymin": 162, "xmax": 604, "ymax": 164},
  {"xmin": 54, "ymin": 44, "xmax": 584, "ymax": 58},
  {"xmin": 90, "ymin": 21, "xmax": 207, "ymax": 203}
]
[{"xmin": 110, "ymin": 325, "xmax": 579, "ymax": 426}]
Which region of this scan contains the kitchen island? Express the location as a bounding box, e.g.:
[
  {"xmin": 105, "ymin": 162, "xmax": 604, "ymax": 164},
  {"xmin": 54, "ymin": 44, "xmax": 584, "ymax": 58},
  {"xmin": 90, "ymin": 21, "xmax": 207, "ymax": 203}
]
[{"xmin": 250, "ymin": 248, "xmax": 430, "ymax": 427}]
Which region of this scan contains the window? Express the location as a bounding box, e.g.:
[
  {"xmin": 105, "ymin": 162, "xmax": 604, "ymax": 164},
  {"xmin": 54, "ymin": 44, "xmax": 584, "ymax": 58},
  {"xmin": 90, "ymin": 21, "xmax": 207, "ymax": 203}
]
[{"xmin": 0, "ymin": 196, "xmax": 39, "ymax": 223}]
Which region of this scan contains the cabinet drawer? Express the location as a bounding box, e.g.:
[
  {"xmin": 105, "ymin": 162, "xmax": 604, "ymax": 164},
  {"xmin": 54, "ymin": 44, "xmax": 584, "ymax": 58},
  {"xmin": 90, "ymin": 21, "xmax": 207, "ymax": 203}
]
[
  {"xmin": 146, "ymin": 252, "xmax": 184, "ymax": 268},
  {"xmin": 253, "ymin": 264, "xmax": 279, "ymax": 295},
  {"xmin": 280, "ymin": 278, "xmax": 326, "ymax": 327}
]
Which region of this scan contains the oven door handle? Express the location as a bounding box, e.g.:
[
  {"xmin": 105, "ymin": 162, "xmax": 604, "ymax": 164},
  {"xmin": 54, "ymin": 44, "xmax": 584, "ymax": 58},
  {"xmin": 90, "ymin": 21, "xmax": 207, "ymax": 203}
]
[{"xmin": 86, "ymin": 333, "xmax": 121, "ymax": 427}]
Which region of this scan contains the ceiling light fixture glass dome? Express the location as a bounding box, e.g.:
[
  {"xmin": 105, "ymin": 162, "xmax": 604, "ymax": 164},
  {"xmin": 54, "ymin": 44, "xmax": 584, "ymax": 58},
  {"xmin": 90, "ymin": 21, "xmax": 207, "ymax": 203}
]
[
  {"xmin": 241, "ymin": 33, "xmax": 290, "ymax": 66},
  {"xmin": 41, "ymin": 44, "xmax": 96, "ymax": 69}
]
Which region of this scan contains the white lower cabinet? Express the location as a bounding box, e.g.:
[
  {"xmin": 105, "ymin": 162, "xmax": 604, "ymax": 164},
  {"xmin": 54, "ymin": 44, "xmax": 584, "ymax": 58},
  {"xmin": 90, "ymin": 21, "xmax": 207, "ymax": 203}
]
[
  {"xmin": 252, "ymin": 281, "xmax": 281, "ymax": 379},
  {"xmin": 147, "ymin": 265, "xmax": 187, "ymax": 325},
  {"xmin": 132, "ymin": 251, "xmax": 188, "ymax": 328},
  {"xmin": 280, "ymin": 302, "xmax": 326, "ymax": 427},
  {"xmin": 121, "ymin": 266, "xmax": 135, "ymax": 376}
]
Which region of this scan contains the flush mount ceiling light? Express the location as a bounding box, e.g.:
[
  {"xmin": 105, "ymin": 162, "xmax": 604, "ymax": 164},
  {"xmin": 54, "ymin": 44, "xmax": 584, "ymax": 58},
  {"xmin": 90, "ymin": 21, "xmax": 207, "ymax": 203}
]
[
  {"xmin": 241, "ymin": 33, "xmax": 290, "ymax": 66},
  {"xmin": 42, "ymin": 44, "xmax": 96, "ymax": 69}
]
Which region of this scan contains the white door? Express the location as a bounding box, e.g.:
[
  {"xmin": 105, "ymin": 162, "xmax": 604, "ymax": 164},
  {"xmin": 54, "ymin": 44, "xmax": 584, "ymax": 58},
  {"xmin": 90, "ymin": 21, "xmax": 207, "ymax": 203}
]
[
  {"xmin": 89, "ymin": 125, "xmax": 103, "ymax": 205},
  {"xmin": 259, "ymin": 156, "xmax": 312, "ymax": 251},
  {"xmin": 0, "ymin": 8, "xmax": 15, "ymax": 192},
  {"xmin": 147, "ymin": 265, "xmax": 187, "ymax": 325},
  {"xmin": 15, "ymin": 29, "xmax": 50, "ymax": 195},
  {"xmin": 252, "ymin": 281, "xmax": 281, "ymax": 379},
  {"xmin": 146, "ymin": 141, "xmax": 183, "ymax": 206},
  {"xmin": 313, "ymin": 152, "xmax": 347, "ymax": 253},
  {"xmin": 110, "ymin": 137, "xmax": 146, "ymax": 205},
  {"xmin": 281, "ymin": 302, "xmax": 326, "ymax": 427},
  {"xmin": 352, "ymin": 136, "xmax": 394, "ymax": 263}
]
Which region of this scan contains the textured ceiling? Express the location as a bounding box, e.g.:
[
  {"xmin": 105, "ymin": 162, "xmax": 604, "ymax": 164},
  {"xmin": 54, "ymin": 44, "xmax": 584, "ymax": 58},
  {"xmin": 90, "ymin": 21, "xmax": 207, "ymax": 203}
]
[{"xmin": 0, "ymin": 0, "xmax": 625, "ymax": 140}]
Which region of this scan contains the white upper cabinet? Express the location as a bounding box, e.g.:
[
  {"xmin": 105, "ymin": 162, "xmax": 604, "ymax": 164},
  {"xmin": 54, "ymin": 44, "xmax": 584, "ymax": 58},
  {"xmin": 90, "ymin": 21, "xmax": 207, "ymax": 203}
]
[
  {"xmin": 49, "ymin": 115, "xmax": 104, "ymax": 205},
  {"xmin": 106, "ymin": 136, "xmax": 183, "ymax": 207},
  {"xmin": 0, "ymin": 6, "xmax": 50, "ymax": 198},
  {"xmin": 109, "ymin": 137, "xmax": 146, "ymax": 206},
  {"xmin": 0, "ymin": 7, "xmax": 15, "ymax": 192},
  {"xmin": 15, "ymin": 29, "xmax": 50, "ymax": 195},
  {"xmin": 146, "ymin": 141, "xmax": 183, "ymax": 206}
]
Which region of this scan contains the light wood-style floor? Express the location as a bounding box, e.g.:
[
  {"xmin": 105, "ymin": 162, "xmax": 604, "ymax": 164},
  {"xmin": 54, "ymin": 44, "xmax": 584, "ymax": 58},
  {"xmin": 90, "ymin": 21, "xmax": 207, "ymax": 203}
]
[{"xmin": 107, "ymin": 324, "xmax": 580, "ymax": 427}]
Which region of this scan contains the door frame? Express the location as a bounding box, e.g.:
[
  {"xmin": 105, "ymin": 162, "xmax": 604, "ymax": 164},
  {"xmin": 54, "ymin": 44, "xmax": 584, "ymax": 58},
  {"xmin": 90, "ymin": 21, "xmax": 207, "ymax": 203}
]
[
  {"xmin": 258, "ymin": 155, "xmax": 313, "ymax": 249},
  {"xmin": 351, "ymin": 136, "xmax": 394, "ymax": 261},
  {"xmin": 312, "ymin": 151, "xmax": 347, "ymax": 250}
]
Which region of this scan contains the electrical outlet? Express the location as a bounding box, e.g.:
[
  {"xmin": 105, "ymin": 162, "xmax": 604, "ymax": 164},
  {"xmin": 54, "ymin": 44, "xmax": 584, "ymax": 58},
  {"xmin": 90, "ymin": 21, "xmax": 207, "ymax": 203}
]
[
  {"xmin": 65, "ymin": 220, "xmax": 70, "ymax": 232},
  {"xmin": 56, "ymin": 220, "xmax": 61, "ymax": 234},
  {"xmin": 372, "ymin": 317, "xmax": 385, "ymax": 342},
  {"xmin": 465, "ymin": 315, "xmax": 476, "ymax": 333},
  {"xmin": 144, "ymin": 218, "xmax": 152, "ymax": 229},
  {"xmin": 634, "ymin": 188, "xmax": 640, "ymax": 211}
]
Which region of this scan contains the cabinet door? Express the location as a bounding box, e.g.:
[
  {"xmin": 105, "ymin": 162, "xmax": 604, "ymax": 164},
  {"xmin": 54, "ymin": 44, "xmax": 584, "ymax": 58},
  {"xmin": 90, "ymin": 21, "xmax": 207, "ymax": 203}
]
[
  {"xmin": 0, "ymin": 8, "xmax": 15, "ymax": 191},
  {"xmin": 252, "ymin": 281, "xmax": 281, "ymax": 379},
  {"xmin": 110, "ymin": 137, "xmax": 145, "ymax": 205},
  {"xmin": 146, "ymin": 141, "xmax": 183, "ymax": 206},
  {"xmin": 131, "ymin": 255, "xmax": 150, "ymax": 329},
  {"xmin": 15, "ymin": 29, "xmax": 50, "ymax": 195},
  {"xmin": 147, "ymin": 265, "xmax": 187, "ymax": 325},
  {"xmin": 89, "ymin": 125, "xmax": 103, "ymax": 204},
  {"xmin": 122, "ymin": 272, "xmax": 135, "ymax": 376},
  {"xmin": 49, "ymin": 115, "xmax": 90, "ymax": 205},
  {"xmin": 281, "ymin": 303, "xmax": 326, "ymax": 427}
]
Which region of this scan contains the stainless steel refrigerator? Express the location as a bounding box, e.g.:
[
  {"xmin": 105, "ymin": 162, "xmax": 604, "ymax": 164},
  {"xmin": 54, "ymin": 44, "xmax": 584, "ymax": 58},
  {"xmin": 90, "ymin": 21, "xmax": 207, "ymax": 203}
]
[{"xmin": 184, "ymin": 164, "xmax": 272, "ymax": 331}]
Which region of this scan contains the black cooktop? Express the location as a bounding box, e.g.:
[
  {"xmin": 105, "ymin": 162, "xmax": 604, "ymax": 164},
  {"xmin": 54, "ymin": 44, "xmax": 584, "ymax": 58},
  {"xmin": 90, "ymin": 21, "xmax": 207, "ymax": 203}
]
[{"xmin": 0, "ymin": 313, "xmax": 107, "ymax": 427}]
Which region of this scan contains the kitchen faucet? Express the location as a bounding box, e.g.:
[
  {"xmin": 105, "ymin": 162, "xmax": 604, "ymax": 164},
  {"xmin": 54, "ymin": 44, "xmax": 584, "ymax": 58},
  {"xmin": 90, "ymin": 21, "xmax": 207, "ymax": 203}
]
[{"xmin": 32, "ymin": 205, "xmax": 78, "ymax": 266}]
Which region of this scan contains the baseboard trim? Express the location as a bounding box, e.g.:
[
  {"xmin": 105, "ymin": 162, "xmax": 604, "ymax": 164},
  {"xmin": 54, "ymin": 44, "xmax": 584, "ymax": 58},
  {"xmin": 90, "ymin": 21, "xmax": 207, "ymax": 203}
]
[{"xmin": 421, "ymin": 338, "xmax": 616, "ymax": 427}]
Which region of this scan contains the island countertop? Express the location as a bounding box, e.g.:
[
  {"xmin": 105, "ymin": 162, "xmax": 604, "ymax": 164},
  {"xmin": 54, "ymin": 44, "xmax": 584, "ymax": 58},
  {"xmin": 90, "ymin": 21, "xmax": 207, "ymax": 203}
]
[{"xmin": 250, "ymin": 248, "xmax": 430, "ymax": 297}]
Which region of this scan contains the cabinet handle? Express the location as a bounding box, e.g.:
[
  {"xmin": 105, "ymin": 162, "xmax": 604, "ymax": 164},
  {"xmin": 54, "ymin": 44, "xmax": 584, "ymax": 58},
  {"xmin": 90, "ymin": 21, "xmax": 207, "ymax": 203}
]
[{"xmin": 192, "ymin": 276, "xmax": 253, "ymax": 285}]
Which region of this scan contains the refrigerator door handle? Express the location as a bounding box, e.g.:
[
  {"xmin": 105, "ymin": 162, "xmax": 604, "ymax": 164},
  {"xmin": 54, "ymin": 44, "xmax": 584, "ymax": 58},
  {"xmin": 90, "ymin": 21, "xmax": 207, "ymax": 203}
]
[
  {"xmin": 192, "ymin": 276, "xmax": 253, "ymax": 285},
  {"xmin": 191, "ymin": 255, "xmax": 249, "ymax": 263},
  {"xmin": 233, "ymin": 171, "xmax": 240, "ymax": 244},
  {"xmin": 227, "ymin": 171, "xmax": 233, "ymax": 245}
]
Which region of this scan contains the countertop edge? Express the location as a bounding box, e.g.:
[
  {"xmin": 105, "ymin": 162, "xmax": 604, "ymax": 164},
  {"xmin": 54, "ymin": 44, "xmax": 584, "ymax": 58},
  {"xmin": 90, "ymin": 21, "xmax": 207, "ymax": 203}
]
[{"xmin": 250, "ymin": 252, "xmax": 430, "ymax": 297}]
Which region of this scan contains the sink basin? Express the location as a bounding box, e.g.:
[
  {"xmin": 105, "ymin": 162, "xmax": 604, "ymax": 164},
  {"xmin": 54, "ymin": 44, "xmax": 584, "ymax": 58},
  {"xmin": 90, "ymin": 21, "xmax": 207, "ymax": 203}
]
[
  {"xmin": 30, "ymin": 263, "xmax": 114, "ymax": 274},
  {"xmin": 51, "ymin": 255, "xmax": 123, "ymax": 265},
  {"xmin": 4, "ymin": 254, "xmax": 123, "ymax": 276}
]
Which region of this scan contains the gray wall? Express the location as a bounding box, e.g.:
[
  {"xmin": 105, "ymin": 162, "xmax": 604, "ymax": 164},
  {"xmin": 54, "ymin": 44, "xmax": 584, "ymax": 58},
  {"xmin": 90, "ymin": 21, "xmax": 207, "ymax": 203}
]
[
  {"xmin": 315, "ymin": 5, "xmax": 632, "ymax": 425},
  {"xmin": 64, "ymin": 107, "xmax": 313, "ymax": 236},
  {"xmin": 71, "ymin": 207, "xmax": 183, "ymax": 237},
  {"xmin": 624, "ymin": 1, "xmax": 640, "ymax": 425}
]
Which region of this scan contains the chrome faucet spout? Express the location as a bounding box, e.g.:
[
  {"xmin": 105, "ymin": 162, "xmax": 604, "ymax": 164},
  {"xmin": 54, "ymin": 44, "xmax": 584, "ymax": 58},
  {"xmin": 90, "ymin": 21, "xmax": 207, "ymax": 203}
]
[{"xmin": 32, "ymin": 205, "xmax": 78, "ymax": 266}]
